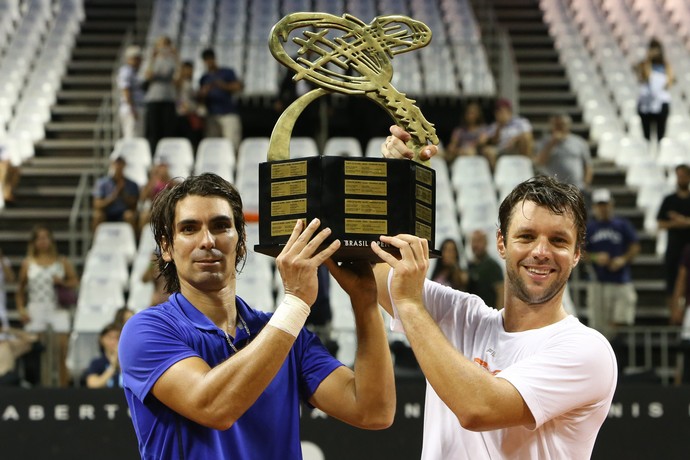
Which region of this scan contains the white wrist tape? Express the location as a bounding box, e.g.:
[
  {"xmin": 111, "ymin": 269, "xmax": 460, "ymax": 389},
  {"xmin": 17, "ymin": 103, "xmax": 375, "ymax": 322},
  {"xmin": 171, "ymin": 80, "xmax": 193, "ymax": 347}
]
[{"xmin": 268, "ymin": 294, "xmax": 310, "ymax": 337}]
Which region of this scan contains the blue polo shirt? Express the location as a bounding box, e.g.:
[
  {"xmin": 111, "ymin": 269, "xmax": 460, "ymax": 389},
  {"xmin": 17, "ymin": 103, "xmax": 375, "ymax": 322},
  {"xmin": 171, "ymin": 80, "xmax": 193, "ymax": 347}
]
[{"xmin": 119, "ymin": 293, "xmax": 343, "ymax": 460}]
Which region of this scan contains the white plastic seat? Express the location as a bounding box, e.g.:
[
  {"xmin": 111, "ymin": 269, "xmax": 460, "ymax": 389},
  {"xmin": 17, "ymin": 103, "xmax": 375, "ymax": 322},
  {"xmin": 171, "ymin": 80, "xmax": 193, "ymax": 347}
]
[
  {"xmin": 365, "ymin": 137, "xmax": 386, "ymax": 158},
  {"xmin": 625, "ymin": 158, "xmax": 666, "ymax": 188},
  {"xmin": 289, "ymin": 137, "xmax": 319, "ymax": 158},
  {"xmin": 194, "ymin": 137, "xmax": 236, "ymax": 181},
  {"xmin": 614, "ymin": 137, "xmax": 649, "ymax": 168},
  {"xmin": 459, "ymin": 200, "xmax": 498, "ymax": 235},
  {"xmin": 154, "ymin": 137, "xmax": 194, "ymax": 179},
  {"xmin": 493, "ymin": 155, "xmax": 534, "ymax": 191},
  {"xmin": 112, "ymin": 137, "xmax": 152, "ymax": 169},
  {"xmin": 236, "ymin": 251, "xmax": 275, "ymax": 311},
  {"xmin": 236, "ymin": 138, "xmax": 270, "ymax": 216},
  {"xmin": 74, "ymin": 277, "xmax": 126, "ymax": 332},
  {"xmin": 456, "ymin": 181, "xmax": 498, "ymax": 214},
  {"xmin": 81, "ymin": 248, "xmax": 130, "ymax": 290},
  {"xmin": 92, "ymin": 222, "xmax": 137, "ymax": 263},
  {"xmin": 657, "ymin": 138, "xmax": 690, "ymax": 170},
  {"xmin": 323, "ymin": 136, "xmax": 363, "ymax": 157},
  {"xmin": 450, "ymin": 155, "xmax": 493, "ymax": 193}
]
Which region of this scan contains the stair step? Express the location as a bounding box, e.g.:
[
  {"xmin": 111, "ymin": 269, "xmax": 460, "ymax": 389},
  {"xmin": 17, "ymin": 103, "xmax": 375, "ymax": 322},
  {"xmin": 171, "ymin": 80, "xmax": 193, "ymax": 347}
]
[
  {"xmin": 0, "ymin": 208, "xmax": 73, "ymax": 231},
  {"xmin": 76, "ymin": 34, "xmax": 128, "ymax": 46},
  {"xmin": 68, "ymin": 60, "xmax": 119, "ymax": 72},
  {"xmin": 72, "ymin": 47, "xmax": 120, "ymax": 60}
]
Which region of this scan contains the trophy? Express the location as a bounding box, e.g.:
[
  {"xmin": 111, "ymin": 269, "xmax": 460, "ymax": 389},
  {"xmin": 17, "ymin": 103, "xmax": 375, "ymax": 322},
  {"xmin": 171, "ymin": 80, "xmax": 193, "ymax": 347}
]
[{"xmin": 255, "ymin": 12, "xmax": 440, "ymax": 261}]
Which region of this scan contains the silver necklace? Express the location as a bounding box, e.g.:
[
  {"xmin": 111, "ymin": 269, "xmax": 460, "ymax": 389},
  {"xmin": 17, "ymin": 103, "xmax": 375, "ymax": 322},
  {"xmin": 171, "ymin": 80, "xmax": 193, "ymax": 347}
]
[{"xmin": 224, "ymin": 312, "xmax": 249, "ymax": 354}]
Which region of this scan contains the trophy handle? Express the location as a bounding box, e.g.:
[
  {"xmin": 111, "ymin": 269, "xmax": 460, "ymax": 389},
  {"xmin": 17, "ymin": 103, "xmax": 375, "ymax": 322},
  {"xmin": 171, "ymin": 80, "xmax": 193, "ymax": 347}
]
[{"xmin": 268, "ymin": 87, "xmax": 331, "ymax": 162}]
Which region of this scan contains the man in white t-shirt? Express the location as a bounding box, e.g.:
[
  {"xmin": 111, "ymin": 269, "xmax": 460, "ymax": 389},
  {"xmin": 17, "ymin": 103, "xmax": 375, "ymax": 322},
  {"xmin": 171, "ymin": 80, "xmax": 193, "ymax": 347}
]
[{"xmin": 375, "ymin": 126, "xmax": 617, "ymax": 459}]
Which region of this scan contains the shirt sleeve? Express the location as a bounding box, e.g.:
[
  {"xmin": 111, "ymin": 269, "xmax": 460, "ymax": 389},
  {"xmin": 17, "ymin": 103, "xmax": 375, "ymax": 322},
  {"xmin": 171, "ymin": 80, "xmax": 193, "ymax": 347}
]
[
  {"xmin": 117, "ymin": 67, "xmax": 130, "ymax": 90},
  {"xmin": 119, "ymin": 311, "xmax": 200, "ymax": 402},
  {"xmin": 295, "ymin": 328, "xmax": 343, "ymax": 401},
  {"xmin": 496, "ymin": 328, "xmax": 617, "ymax": 430}
]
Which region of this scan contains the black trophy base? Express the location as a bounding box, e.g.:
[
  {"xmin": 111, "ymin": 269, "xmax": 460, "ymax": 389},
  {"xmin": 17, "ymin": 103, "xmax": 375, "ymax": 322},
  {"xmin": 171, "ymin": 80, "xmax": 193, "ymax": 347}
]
[{"xmin": 254, "ymin": 243, "xmax": 440, "ymax": 263}]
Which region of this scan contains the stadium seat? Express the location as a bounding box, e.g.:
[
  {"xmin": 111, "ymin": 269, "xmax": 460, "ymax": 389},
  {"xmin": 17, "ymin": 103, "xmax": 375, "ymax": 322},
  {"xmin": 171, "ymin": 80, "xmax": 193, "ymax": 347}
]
[
  {"xmin": 92, "ymin": 222, "xmax": 137, "ymax": 263},
  {"xmin": 323, "ymin": 137, "xmax": 363, "ymax": 157},
  {"xmin": 154, "ymin": 137, "xmax": 194, "ymax": 179},
  {"xmin": 194, "ymin": 137, "xmax": 236, "ymax": 181}
]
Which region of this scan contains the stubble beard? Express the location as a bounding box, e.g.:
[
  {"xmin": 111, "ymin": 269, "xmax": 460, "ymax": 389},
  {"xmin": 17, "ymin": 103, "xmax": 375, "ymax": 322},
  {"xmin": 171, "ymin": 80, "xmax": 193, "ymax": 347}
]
[{"xmin": 505, "ymin": 263, "xmax": 568, "ymax": 306}]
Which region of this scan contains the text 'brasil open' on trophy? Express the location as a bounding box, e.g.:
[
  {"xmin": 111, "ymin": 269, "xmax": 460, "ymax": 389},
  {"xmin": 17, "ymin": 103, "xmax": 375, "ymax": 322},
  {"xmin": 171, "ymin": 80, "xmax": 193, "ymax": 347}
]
[{"xmin": 254, "ymin": 12, "xmax": 440, "ymax": 261}]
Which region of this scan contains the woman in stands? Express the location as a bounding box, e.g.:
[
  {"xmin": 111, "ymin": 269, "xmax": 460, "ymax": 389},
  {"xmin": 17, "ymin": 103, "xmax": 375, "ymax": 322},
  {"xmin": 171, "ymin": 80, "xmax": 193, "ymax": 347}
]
[
  {"xmin": 636, "ymin": 38, "xmax": 674, "ymax": 142},
  {"xmin": 15, "ymin": 225, "xmax": 78, "ymax": 387},
  {"xmin": 430, "ymin": 239, "xmax": 468, "ymax": 291},
  {"xmin": 445, "ymin": 101, "xmax": 488, "ymax": 166}
]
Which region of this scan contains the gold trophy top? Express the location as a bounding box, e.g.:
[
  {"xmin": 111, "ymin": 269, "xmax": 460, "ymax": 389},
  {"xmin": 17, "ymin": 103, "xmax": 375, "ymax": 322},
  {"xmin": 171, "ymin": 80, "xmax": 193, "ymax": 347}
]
[{"xmin": 268, "ymin": 12, "xmax": 439, "ymax": 163}]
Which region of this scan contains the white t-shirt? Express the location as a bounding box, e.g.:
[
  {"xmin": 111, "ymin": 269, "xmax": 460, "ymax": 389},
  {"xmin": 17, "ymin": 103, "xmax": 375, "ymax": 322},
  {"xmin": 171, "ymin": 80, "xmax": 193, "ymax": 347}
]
[{"xmin": 390, "ymin": 279, "xmax": 617, "ymax": 460}]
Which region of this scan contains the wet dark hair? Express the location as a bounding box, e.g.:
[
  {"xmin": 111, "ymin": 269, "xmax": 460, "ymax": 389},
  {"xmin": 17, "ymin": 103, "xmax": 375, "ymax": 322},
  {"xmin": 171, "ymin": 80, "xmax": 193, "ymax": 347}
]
[
  {"xmin": 498, "ymin": 175, "xmax": 587, "ymax": 250},
  {"xmin": 201, "ymin": 48, "xmax": 216, "ymax": 60},
  {"xmin": 149, "ymin": 173, "xmax": 247, "ymax": 293}
]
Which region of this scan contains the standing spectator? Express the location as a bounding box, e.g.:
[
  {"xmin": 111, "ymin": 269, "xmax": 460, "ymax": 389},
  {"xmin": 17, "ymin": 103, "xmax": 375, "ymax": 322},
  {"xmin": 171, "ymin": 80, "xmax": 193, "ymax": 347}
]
[
  {"xmin": 143, "ymin": 36, "xmax": 179, "ymax": 152},
  {"xmin": 635, "ymin": 38, "xmax": 674, "ymax": 142},
  {"xmin": 445, "ymin": 101, "xmax": 488, "ymax": 166},
  {"xmin": 83, "ymin": 323, "xmax": 122, "ymax": 389},
  {"xmin": 430, "ymin": 239, "xmax": 468, "ymax": 291},
  {"xmin": 92, "ymin": 156, "xmax": 140, "ymax": 232},
  {"xmin": 198, "ymin": 48, "xmax": 243, "ymax": 151},
  {"xmin": 15, "ymin": 225, "xmax": 79, "ymax": 387},
  {"xmin": 467, "ymin": 229, "xmax": 504, "ymax": 309},
  {"xmin": 175, "ymin": 61, "xmax": 204, "ymax": 151},
  {"xmin": 585, "ymin": 189, "xmax": 640, "ymax": 339},
  {"xmin": 0, "ymin": 248, "xmax": 15, "ymax": 330},
  {"xmin": 534, "ymin": 113, "xmax": 592, "ymax": 197},
  {"xmin": 657, "ymin": 164, "xmax": 690, "ymax": 319},
  {"xmin": 478, "ymin": 98, "xmax": 533, "ymax": 169},
  {"xmin": 117, "ymin": 45, "xmax": 145, "ymax": 139}
]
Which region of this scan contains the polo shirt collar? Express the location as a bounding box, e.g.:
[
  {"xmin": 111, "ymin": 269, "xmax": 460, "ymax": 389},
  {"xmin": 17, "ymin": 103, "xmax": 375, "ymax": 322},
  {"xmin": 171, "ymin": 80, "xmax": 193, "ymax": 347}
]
[{"xmin": 169, "ymin": 292, "xmax": 263, "ymax": 342}]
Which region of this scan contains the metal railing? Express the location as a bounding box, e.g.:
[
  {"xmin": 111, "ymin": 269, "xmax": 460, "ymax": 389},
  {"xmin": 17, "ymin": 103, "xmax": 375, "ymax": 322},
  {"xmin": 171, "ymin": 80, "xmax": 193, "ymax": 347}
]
[
  {"xmin": 68, "ymin": 172, "xmax": 91, "ymax": 260},
  {"xmin": 615, "ymin": 325, "xmax": 685, "ymax": 386}
]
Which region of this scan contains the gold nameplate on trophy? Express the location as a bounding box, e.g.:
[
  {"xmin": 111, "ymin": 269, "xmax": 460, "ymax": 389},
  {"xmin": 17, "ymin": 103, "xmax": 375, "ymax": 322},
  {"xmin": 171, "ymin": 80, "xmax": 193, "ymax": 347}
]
[{"xmin": 255, "ymin": 12, "xmax": 440, "ymax": 261}]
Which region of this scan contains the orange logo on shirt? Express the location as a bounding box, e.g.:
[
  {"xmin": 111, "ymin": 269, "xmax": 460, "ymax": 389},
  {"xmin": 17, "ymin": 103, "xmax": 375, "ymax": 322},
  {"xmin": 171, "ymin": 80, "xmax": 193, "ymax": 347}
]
[{"xmin": 474, "ymin": 357, "xmax": 501, "ymax": 375}]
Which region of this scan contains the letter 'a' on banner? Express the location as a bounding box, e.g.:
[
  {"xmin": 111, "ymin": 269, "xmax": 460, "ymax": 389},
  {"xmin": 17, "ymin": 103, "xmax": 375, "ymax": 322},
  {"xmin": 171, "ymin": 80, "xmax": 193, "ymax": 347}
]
[{"xmin": 255, "ymin": 12, "xmax": 440, "ymax": 261}]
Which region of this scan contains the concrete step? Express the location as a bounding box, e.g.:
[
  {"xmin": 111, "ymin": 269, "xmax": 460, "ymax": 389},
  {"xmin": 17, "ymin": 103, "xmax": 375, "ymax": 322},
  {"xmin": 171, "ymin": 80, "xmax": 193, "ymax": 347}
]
[
  {"xmin": 0, "ymin": 231, "xmax": 88, "ymax": 258},
  {"xmin": 71, "ymin": 47, "xmax": 120, "ymax": 60},
  {"xmin": 51, "ymin": 105, "xmax": 103, "ymax": 123},
  {"xmin": 67, "ymin": 60, "xmax": 119, "ymax": 74},
  {"xmin": 12, "ymin": 185, "xmax": 79, "ymax": 209},
  {"xmin": 75, "ymin": 34, "xmax": 128, "ymax": 47},
  {"xmin": 0, "ymin": 208, "xmax": 73, "ymax": 231}
]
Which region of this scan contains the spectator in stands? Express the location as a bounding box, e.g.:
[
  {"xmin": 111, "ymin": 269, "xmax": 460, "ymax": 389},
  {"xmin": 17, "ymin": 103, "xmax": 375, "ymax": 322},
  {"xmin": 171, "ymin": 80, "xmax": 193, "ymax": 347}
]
[
  {"xmin": 143, "ymin": 36, "xmax": 179, "ymax": 152},
  {"xmin": 0, "ymin": 327, "xmax": 38, "ymax": 386},
  {"xmin": 635, "ymin": 38, "xmax": 674, "ymax": 142},
  {"xmin": 430, "ymin": 239, "xmax": 468, "ymax": 291},
  {"xmin": 657, "ymin": 164, "xmax": 690, "ymax": 320},
  {"xmin": 137, "ymin": 161, "xmax": 172, "ymax": 231},
  {"xmin": 0, "ymin": 143, "xmax": 20, "ymax": 206},
  {"xmin": 113, "ymin": 307, "xmax": 135, "ymax": 329},
  {"xmin": 534, "ymin": 113, "xmax": 592, "ymax": 198},
  {"xmin": 585, "ymin": 188, "xmax": 640, "ymax": 339},
  {"xmin": 445, "ymin": 101, "xmax": 488, "ymax": 166},
  {"xmin": 15, "ymin": 225, "xmax": 79, "ymax": 387},
  {"xmin": 83, "ymin": 323, "xmax": 122, "ymax": 389},
  {"xmin": 117, "ymin": 45, "xmax": 145, "ymax": 139},
  {"xmin": 376, "ymin": 127, "xmax": 616, "ymax": 458},
  {"xmin": 92, "ymin": 156, "xmax": 140, "ymax": 233},
  {"xmin": 175, "ymin": 61, "xmax": 204, "ymax": 151},
  {"xmin": 119, "ymin": 173, "xmax": 395, "ymax": 458},
  {"xmin": 478, "ymin": 97, "xmax": 533, "ymax": 169},
  {"xmin": 0, "ymin": 248, "xmax": 15, "ymax": 330},
  {"xmin": 467, "ymin": 229, "xmax": 504, "ymax": 309},
  {"xmin": 198, "ymin": 48, "xmax": 243, "ymax": 151}
]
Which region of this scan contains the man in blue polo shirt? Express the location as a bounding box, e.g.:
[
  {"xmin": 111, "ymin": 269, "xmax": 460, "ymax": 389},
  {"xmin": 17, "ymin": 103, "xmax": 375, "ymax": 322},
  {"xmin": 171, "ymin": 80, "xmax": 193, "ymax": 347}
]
[
  {"xmin": 119, "ymin": 173, "xmax": 395, "ymax": 459},
  {"xmin": 198, "ymin": 48, "xmax": 243, "ymax": 151},
  {"xmin": 585, "ymin": 188, "xmax": 640, "ymax": 339}
]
